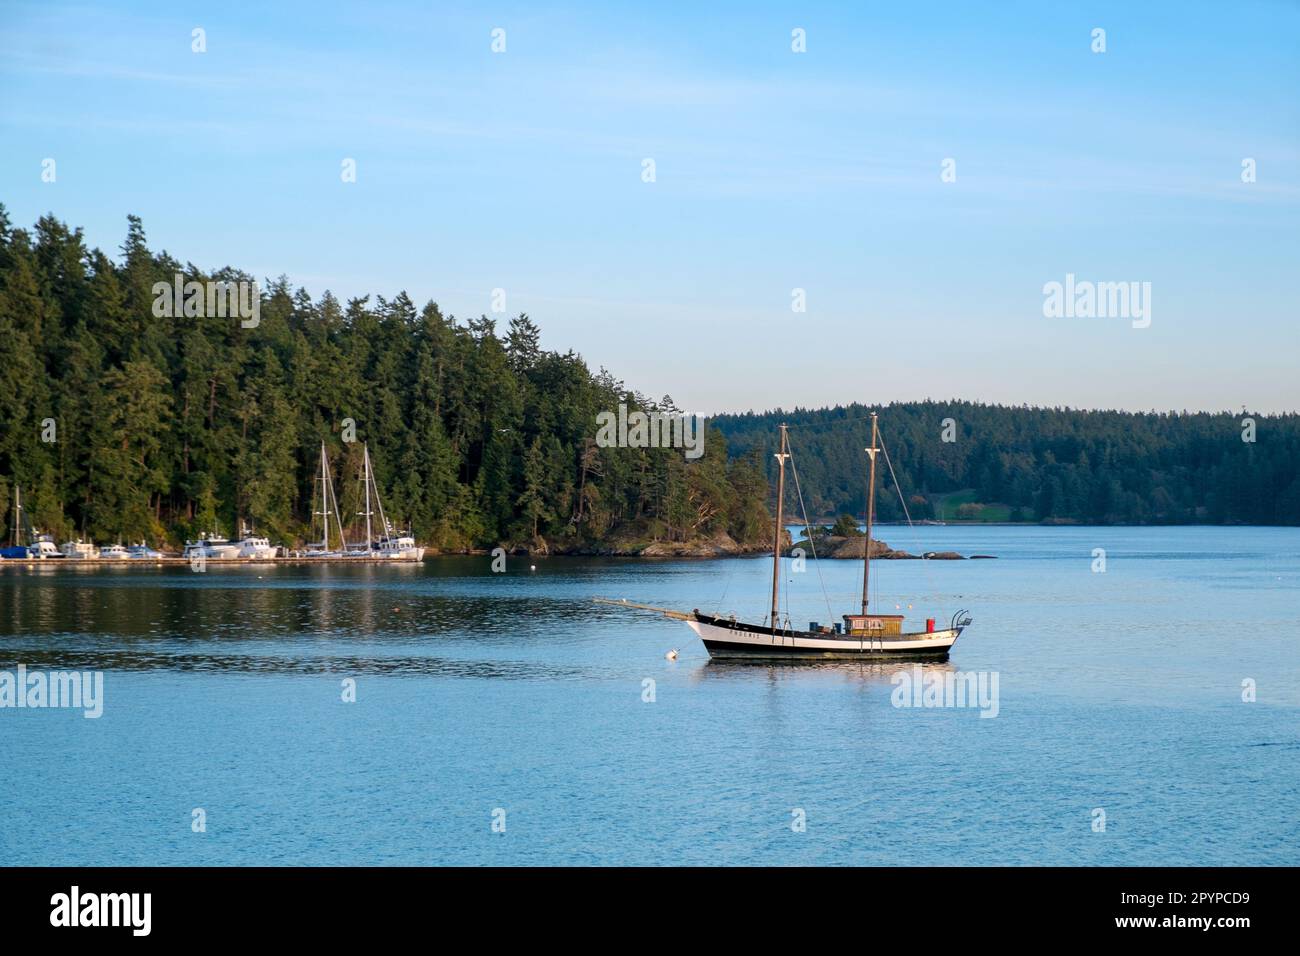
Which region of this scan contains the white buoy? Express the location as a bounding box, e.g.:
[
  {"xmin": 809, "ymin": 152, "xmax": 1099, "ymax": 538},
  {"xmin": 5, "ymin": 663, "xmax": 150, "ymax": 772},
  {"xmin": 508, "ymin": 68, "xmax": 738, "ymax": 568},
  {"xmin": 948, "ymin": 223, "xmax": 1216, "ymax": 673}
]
[
  {"xmin": 530, "ymin": 564, "xmax": 536, "ymax": 572},
  {"xmin": 665, "ymin": 649, "xmax": 678, "ymax": 661}
]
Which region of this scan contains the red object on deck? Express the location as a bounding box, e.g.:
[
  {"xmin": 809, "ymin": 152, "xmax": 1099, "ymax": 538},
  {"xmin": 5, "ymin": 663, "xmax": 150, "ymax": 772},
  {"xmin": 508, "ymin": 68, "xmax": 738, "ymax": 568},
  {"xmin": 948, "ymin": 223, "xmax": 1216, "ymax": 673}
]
[{"xmin": 926, "ymin": 618, "xmax": 935, "ymax": 633}]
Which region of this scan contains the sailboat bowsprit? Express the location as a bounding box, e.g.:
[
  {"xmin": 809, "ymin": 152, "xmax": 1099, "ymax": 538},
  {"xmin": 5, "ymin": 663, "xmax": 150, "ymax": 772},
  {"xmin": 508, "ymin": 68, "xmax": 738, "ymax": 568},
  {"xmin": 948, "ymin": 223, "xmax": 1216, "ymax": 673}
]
[{"xmin": 597, "ymin": 412, "xmax": 972, "ymax": 661}]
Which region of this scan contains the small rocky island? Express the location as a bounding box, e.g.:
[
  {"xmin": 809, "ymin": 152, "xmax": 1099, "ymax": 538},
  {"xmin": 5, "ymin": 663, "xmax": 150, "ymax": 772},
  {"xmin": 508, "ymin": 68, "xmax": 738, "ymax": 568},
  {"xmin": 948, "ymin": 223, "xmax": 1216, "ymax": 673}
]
[{"xmin": 791, "ymin": 528, "xmax": 975, "ymax": 560}]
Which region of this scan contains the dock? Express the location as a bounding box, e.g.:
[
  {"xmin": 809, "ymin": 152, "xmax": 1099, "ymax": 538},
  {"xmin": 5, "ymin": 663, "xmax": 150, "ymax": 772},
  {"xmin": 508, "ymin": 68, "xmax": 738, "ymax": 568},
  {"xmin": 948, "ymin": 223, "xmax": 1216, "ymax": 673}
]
[{"xmin": 0, "ymin": 555, "xmax": 429, "ymax": 568}]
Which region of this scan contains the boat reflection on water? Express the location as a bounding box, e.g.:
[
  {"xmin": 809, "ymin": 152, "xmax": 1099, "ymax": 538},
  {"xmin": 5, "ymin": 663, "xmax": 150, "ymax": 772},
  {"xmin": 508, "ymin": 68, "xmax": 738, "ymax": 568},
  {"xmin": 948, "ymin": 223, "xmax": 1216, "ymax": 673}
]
[{"xmin": 691, "ymin": 657, "xmax": 958, "ymax": 685}]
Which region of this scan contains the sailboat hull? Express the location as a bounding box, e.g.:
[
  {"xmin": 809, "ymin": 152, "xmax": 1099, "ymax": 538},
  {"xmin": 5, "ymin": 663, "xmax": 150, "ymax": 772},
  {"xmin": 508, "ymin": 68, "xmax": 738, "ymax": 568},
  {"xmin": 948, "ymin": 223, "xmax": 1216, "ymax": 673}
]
[{"xmin": 688, "ymin": 614, "xmax": 960, "ymax": 661}]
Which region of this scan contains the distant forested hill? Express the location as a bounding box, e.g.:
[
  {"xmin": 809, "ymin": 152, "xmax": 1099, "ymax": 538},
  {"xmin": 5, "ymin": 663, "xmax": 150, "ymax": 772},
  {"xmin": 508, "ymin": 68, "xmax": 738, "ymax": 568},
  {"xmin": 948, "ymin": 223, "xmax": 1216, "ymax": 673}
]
[
  {"xmin": 711, "ymin": 402, "xmax": 1300, "ymax": 525},
  {"xmin": 0, "ymin": 207, "xmax": 771, "ymax": 551}
]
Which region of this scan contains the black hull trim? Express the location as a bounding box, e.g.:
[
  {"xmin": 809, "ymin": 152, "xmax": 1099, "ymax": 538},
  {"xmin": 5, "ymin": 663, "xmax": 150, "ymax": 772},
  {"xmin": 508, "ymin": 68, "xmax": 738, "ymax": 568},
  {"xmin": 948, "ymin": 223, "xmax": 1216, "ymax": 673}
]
[{"xmin": 701, "ymin": 638, "xmax": 951, "ymax": 661}]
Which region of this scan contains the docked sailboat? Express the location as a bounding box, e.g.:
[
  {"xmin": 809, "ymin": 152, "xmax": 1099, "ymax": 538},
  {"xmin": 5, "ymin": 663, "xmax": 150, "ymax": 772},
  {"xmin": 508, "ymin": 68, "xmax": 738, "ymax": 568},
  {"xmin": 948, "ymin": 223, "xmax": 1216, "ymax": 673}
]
[
  {"xmin": 1, "ymin": 486, "xmax": 63, "ymax": 559},
  {"xmin": 305, "ymin": 441, "xmax": 348, "ymax": 557},
  {"xmin": 346, "ymin": 443, "xmax": 425, "ymax": 560},
  {"xmin": 598, "ymin": 413, "xmax": 971, "ymax": 660}
]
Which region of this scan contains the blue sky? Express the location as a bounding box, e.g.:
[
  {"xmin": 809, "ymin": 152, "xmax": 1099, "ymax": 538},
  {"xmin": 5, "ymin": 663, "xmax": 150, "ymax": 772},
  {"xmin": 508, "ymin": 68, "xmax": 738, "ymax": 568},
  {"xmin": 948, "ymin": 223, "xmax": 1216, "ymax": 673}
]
[{"xmin": 2, "ymin": 1, "xmax": 1297, "ymax": 414}]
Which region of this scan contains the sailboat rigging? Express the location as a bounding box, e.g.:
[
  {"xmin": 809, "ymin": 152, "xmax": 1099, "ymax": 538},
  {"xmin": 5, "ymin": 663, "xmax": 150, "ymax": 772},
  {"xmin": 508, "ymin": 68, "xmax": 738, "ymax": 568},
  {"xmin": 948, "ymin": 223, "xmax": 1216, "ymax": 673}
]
[
  {"xmin": 342, "ymin": 443, "xmax": 426, "ymax": 560},
  {"xmin": 306, "ymin": 441, "xmax": 349, "ymax": 557}
]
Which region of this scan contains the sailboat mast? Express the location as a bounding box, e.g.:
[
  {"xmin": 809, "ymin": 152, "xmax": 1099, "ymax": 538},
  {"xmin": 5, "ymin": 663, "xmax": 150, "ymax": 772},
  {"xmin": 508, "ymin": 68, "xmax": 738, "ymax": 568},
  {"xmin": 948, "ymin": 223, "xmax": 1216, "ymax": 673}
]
[
  {"xmin": 771, "ymin": 424, "xmax": 789, "ymax": 633},
  {"xmin": 362, "ymin": 443, "xmax": 373, "ymax": 548},
  {"xmin": 861, "ymin": 413, "xmax": 879, "ymax": 614},
  {"xmin": 319, "ymin": 442, "xmax": 331, "ymax": 549}
]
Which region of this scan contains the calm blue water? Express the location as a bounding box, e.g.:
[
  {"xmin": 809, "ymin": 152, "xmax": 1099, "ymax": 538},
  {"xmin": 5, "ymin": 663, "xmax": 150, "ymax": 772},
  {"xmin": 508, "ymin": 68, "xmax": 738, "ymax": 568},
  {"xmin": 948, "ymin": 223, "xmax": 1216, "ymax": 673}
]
[{"xmin": 1, "ymin": 526, "xmax": 1297, "ymax": 865}]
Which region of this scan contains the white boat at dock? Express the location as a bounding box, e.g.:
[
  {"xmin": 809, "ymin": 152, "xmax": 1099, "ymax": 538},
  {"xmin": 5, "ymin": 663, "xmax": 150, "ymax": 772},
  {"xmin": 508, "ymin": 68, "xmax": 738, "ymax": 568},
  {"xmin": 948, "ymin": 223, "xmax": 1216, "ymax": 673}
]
[
  {"xmin": 183, "ymin": 532, "xmax": 242, "ymax": 561},
  {"xmin": 233, "ymin": 524, "xmax": 278, "ymax": 559},
  {"xmin": 61, "ymin": 539, "xmax": 98, "ymax": 559},
  {"xmin": 28, "ymin": 532, "xmax": 62, "ymax": 559}
]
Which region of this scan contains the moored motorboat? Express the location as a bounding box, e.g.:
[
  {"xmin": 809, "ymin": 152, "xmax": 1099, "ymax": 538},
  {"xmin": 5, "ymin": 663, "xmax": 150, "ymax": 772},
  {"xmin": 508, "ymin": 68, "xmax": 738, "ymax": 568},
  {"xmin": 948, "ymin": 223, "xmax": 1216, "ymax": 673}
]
[
  {"xmin": 61, "ymin": 539, "xmax": 98, "ymax": 559},
  {"xmin": 233, "ymin": 524, "xmax": 277, "ymax": 559},
  {"xmin": 28, "ymin": 532, "xmax": 63, "ymax": 559},
  {"xmin": 183, "ymin": 532, "xmax": 242, "ymax": 561},
  {"xmin": 374, "ymin": 531, "xmax": 425, "ymax": 560}
]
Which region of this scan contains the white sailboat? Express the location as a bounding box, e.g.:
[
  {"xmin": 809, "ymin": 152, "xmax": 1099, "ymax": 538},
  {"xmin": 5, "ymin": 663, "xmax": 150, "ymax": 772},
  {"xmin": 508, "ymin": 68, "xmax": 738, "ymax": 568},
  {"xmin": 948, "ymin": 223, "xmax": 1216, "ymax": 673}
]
[
  {"xmin": 348, "ymin": 443, "xmax": 425, "ymax": 560},
  {"xmin": 306, "ymin": 441, "xmax": 348, "ymax": 557}
]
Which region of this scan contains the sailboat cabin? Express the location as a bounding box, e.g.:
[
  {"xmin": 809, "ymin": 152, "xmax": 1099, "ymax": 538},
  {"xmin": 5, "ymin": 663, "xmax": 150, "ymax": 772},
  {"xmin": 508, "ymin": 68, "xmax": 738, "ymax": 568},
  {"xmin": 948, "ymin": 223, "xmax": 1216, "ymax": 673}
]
[{"xmin": 843, "ymin": 614, "xmax": 904, "ymax": 636}]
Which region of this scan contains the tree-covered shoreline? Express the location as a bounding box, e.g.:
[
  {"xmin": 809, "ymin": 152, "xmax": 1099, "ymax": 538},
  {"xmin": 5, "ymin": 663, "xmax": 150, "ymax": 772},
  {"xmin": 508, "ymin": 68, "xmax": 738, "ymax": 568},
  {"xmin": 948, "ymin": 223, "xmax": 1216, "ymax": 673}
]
[
  {"xmin": 0, "ymin": 208, "xmax": 772, "ymax": 553},
  {"xmin": 5, "ymin": 208, "xmax": 1294, "ymax": 553},
  {"xmin": 714, "ymin": 403, "xmax": 1300, "ymax": 526}
]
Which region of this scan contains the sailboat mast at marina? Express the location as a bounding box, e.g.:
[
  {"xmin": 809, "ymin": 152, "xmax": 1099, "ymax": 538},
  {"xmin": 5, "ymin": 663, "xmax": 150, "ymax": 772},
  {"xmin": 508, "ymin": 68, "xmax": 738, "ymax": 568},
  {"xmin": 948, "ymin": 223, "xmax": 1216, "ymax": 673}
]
[
  {"xmin": 0, "ymin": 486, "xmax": 28, "ymax": 559},
  {"xmin": 3, "ymin": 440, "xmax": 429, "ymax": 564},
  {"xmin": 339, "ymin": 443, "xmax": 426, "ymax": 560},
  {"xmin": 348, "ymin": 442, "xmax": 376, "ymax": 555},
  {"xmin": 307, "ymin": 441, "xmax": 349, "ymax": 556}
]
